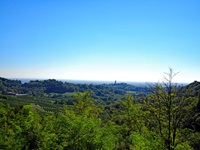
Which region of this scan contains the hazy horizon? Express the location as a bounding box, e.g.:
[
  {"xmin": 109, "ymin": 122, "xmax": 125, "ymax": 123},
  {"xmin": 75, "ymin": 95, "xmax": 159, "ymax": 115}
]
[
  {"xmin": 2, "ymin": 77, "xmax": 190, "ymax": 86},
  {"xmin": 1, "ymin": 1, "xmax": 200, "ymax": 83}
]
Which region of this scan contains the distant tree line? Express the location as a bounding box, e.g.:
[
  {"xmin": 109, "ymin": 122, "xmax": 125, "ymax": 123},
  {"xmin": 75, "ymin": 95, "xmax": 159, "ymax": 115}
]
[
  {"xmin": 0, "ymin": 69, "xmax": 200, "ymax": 149},
  {"xmin": 0, "ymin": 77, "xmax": 148, "ymax": 102}
]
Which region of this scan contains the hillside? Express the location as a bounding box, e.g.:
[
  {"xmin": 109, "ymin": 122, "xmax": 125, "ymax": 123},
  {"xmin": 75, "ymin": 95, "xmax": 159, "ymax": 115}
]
[
  {"xmin": 179, "ymin": 81, "xmax": 200, "ymax": 97},
  {"xmin": 0, "ymin": 77, "xmax": 149, "ymax": 100},
  {"xmin": 1, "ymin": 75, "xmax": 200, "ymax": 149}
]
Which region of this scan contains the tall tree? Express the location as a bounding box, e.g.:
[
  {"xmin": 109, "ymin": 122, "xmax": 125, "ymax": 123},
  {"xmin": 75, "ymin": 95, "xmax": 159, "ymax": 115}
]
[{"xmin": 144, "ymin": 68, "xmax": 197, "ymax": 149}]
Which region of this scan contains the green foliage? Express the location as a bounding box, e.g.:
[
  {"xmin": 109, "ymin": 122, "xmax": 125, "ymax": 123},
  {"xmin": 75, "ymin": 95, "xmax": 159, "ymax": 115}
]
[
  {"xmin": 0, "ymin": 92, "xmax": 118, "ymax": 149},
  {"xmin": 143, "ymin": 69, "xmax": 198, "ymax": 149},
  {"xmin": 46, "ymin": 91, "xmax": 118, "ymax": 149},
  {"xmin": 0, "ymin": 73, "xmax": 200, "ymax": 149},
  {"xmin": 111, "ymin": 96, "xmax": 145, "ymax": 149},
  {"xmin": 130, "ymin": 131, "xmax": 165, "ymax": 150},
  {"xmin": 0, "ymin": 77, "xmax": 149, "ymax": 104}
]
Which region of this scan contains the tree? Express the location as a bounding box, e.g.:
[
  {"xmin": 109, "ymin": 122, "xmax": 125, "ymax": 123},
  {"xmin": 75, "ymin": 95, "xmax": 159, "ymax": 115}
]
[
  {"xmin": 53, "ymin": 91, "xmax": 117, "ymax": 150},
  {"xmin": 144, "ymin": 68, "xmax": 197, "ymax": 149},
  {"xmin": 112, "ymin": 96, "xmax": 143, "ymax": 149}
]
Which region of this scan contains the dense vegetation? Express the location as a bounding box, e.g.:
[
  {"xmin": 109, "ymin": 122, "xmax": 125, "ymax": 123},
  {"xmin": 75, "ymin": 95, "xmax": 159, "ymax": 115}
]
[
  {"xmin": 0, "ymin": 77, "xmax": 148, "ymax": 105},
  {"xmin": 0, "ymin": 69, "xmax": 200, "ymax": 149}
]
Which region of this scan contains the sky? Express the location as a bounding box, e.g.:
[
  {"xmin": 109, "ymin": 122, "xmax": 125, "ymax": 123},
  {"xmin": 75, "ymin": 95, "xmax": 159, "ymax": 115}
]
[{"xmin": 0, "ymin": 0, "xmax": 200, "ymax": 83}]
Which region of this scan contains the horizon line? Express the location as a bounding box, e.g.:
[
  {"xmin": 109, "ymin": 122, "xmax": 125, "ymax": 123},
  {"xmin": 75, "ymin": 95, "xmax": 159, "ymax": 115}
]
[{"xmin": 1, "ymin": 76, "xmax": 191, "ymax": 84}]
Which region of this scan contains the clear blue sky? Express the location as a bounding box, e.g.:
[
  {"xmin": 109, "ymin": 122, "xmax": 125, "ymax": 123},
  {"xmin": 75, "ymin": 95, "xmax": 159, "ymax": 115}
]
[{"xmin": 0, "ymin": 0, "xmax": 200, "ymax": 83}]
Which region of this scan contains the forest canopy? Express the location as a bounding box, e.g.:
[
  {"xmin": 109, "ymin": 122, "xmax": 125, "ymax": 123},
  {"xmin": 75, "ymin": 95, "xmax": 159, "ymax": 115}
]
[{"xmin": 0, "ymin": 69, "xmax": 200, "ymax": 149}]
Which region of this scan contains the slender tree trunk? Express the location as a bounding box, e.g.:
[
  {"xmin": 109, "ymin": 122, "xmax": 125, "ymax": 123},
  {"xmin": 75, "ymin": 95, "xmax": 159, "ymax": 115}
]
[
  {"xmin": 172, "ymin": 125, "xmax": 177, "ymax": 148},
  {"xmin": 168, "ymin": 101, "xmax": 171, "ymax": 150},
  {"xmin": 168, "ymin": 75, "xmax": 172, "ymax": 150}
]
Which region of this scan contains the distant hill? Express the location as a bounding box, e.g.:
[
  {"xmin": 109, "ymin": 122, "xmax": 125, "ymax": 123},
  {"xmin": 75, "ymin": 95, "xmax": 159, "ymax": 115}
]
[
  {"xmin": 179, "ymin": 81, "xmax": 200, "ymax": 97},
  {"xmin": 0, "ymin": 77, "xmax": 149, "ymax": 103},
  {"xmin": 2, "ymin": 77, "xmax": 199, "ymax": 102}
]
